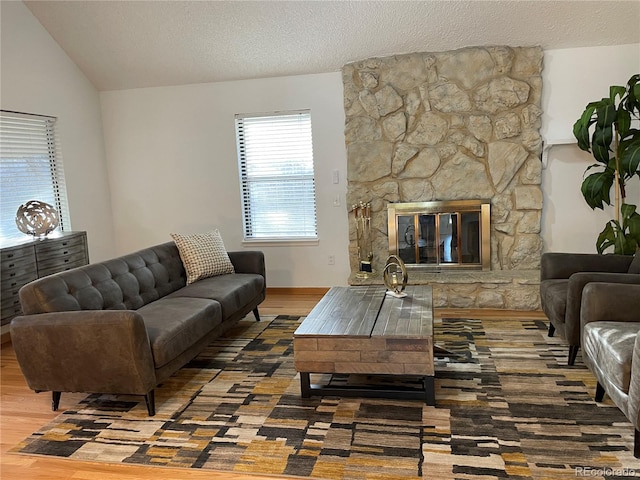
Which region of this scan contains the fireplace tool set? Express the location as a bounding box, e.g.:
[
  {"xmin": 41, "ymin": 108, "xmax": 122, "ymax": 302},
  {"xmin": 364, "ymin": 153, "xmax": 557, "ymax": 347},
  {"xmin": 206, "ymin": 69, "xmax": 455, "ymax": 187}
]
[{"xmin": 352, "ymin": 201, "xmax": 374, "ymax": 278}]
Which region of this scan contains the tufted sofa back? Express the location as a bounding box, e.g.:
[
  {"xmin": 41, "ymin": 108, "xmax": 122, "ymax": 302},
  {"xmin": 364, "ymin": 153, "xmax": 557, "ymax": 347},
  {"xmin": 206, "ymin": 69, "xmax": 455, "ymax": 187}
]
[{"xmin": 19, "ymin": 242, "xmax": 187, "ymax": 315}]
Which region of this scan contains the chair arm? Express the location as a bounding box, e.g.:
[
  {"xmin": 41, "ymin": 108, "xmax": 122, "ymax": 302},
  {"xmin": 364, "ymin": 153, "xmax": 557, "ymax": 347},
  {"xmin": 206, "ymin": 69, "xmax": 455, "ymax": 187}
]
[
  {"xmin": 540, "ymin": 252, "xmax": 632, "ymax": 281},
  {"xmin": 564, "ymin": 273, "xmax": 640, "ymax": 345},
  {"xmin": 228, "ymin": 251, "xmax": 265, "ymax": 279},
  {"xmin": 10, "ymin": 310, "xmax": 156, "ymax": 395},
  {"xmin": 580, "ymin": 282, "xmax": 640, "ymax": 328},
  {"xmin": 628, "ymin": 332, "xmax": 640, "ymax": 431}
]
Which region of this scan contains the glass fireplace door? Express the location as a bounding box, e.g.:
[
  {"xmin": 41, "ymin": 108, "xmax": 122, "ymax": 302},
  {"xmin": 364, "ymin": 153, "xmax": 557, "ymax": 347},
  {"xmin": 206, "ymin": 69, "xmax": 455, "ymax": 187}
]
[{"xmin": 388, "ymin": 200, "xmax": 490, "ymax": 271}]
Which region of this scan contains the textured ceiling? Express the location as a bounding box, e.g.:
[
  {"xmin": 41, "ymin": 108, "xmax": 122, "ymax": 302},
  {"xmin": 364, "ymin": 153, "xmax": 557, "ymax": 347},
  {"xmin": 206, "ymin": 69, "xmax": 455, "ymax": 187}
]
[{"xmin": 24, "ymin": 0, "xmax": 640, "ymax": 92}]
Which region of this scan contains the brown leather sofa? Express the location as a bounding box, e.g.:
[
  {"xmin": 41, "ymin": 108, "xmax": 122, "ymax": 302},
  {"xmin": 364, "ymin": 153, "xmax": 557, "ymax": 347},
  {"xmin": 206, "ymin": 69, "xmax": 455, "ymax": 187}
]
[
  {"xmin": 10, "ymin": 242, "xmax": 265, "ymax": 416},
  {"xmin": 581, "ymin": 282, "xmax": 640, "ymax": 457},
  {"xmin": 539, "ymin": 252, "xmax": 639, "ymax": 365}
]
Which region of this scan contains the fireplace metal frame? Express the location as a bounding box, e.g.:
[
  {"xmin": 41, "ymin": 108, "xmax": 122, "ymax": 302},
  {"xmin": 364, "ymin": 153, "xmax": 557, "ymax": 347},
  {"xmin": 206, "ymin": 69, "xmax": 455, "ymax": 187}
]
[{"xmin": 387, "ymin": 200, "xmax": 491, "ymax": 271}]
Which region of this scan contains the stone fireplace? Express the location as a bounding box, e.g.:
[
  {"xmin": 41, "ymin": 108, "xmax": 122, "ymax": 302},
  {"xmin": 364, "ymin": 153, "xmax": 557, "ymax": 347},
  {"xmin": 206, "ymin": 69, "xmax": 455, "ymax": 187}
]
[{"xmin": 343, "ymin": 46, "xmax": 544, "ymax": 310}]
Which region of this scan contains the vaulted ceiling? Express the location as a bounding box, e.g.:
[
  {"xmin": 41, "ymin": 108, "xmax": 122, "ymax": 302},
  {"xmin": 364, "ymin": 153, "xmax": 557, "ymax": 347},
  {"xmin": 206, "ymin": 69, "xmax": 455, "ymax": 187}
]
[{"xmin": 24, "ymin": 0, "xmax": 640, "ymax": 92}]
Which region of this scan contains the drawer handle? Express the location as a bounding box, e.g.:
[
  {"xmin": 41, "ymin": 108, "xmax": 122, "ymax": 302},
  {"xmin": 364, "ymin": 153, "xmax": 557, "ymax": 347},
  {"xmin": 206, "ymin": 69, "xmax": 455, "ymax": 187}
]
[
  {"xmin": 64, "ymin": 259, "xmax": 69, "ymax": 263},
  {"xmin": 63, "ymin": 251, "xmax": 69, "ymax": 255},
  {"xmin": 62, "ymin": 242, "xmax": 68, "ymax": 246},
  {"xmin": 8, "ymin": 263, "xmax": 14, "ymax": 268},
  {"xmin": 7, "ymin": 254, "xmax": 14, "ymax": 258},
  {"xmin": 9, "ymin": 272, "xmax": 15, "ymax": 277}
]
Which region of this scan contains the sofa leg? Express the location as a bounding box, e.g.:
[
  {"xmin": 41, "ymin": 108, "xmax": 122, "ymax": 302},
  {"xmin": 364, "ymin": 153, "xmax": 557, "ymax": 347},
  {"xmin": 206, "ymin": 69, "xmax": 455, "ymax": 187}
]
[
  {"xmin": 568, "ymin": 345, "xmax": 579, "ymax": 366},
  {"xmin": 548, "ymin": 323, "xmax": 555, "ymax": 337},
  {"xmin": 253, "ymin": 307, "xmax": 261, "ymax": 322},
  {"xmin": 52, "ymin": 391, "xmax": 61, "ymax": 411},
  {"xmin": 144, "ymin": 390, "xmax": 156, "ymax": 416},
  {"xmin": 595, "ymin": 382, "xmax": 605, "ymax": 402},
  {"xmin": 635, "ymin": 429, "xmax": 640, "ymax": 458}
]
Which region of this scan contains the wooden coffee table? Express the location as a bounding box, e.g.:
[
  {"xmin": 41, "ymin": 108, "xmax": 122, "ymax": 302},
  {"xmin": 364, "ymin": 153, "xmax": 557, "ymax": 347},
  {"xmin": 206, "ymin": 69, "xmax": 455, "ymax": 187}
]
[{"xmin": 293, "ymin": 285, "xmax": 435, "ymax": 405}]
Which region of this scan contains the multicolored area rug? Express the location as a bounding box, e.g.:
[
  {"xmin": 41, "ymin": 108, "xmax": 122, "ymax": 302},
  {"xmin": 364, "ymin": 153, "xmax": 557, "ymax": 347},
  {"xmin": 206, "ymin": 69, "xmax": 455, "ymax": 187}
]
[{"xmin": 11, "ymin": 315, "xmax": 640, "ymax": 479}]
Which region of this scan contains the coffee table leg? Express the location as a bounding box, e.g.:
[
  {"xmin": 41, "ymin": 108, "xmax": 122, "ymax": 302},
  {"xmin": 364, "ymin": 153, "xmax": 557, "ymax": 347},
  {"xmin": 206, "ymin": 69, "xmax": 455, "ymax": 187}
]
[
  {"xmin": 300, "ymin": 372, "xmax": 311, "ymax": 398},
  {"xmin": 424, "ymin": 376, "xmax": 435, "ymax": 406}
]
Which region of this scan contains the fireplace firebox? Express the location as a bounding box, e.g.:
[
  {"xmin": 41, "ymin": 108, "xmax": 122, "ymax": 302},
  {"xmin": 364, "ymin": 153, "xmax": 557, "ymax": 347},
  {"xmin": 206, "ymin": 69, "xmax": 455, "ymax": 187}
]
[{"xmin": 387, "ymin": 200, "xmax": 491, "ymax": 271}]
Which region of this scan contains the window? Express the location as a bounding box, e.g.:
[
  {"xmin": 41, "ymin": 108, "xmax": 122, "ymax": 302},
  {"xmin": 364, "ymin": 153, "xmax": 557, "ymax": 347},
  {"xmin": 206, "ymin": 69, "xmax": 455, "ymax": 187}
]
[
  {"xmin": 235, "ymin": 110, "xmax": 317, "ymax": 241},
  {"xmin": 0, "ymin": 111, "xmax": 70, "ymax": 242}
]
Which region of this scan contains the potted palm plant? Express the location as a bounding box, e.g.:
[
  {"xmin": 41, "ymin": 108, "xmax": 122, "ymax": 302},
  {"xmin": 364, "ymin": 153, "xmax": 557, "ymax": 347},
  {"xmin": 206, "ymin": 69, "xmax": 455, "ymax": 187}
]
[{"xmin": 573, "ymin": 73, "xmax": 640, "ymax": 254}]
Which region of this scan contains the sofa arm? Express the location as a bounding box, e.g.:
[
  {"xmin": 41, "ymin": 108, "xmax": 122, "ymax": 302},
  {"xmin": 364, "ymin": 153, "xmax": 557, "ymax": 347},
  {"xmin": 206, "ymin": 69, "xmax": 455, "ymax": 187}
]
[
  {"xmin": 540, "ymin": 252, "xmax": 632, "ymax": 281},
  {"xmin": 10, "ymin": 310, "xmax": 156, "ymax": 396},
  {"xmin": 566, "ymin": 274, "xmax": 640, "ymax": 344},
  {"xmin": 228, "ymin": 251, "xmax": 265, "ymax": 278}
]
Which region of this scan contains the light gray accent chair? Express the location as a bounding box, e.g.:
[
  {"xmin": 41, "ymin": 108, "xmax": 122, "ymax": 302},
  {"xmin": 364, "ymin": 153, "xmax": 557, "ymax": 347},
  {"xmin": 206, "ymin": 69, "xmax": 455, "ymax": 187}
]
[
  {"xmin": 581, "ymin": 282, "xmax": 640, "ymax": 458},
  {"xmin": 540, "ymin": 252, "xmax": 640, "ymax": 365}
]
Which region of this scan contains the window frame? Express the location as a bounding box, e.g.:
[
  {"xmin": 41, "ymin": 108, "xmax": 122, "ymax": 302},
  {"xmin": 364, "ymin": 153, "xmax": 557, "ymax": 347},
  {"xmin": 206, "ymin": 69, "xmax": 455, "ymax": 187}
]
[
  {"xmin": 234, "ymin": 110, "xmax": 318, "ymax": 245},
  {"xmin": 0, "ymin": 110, "xmax": 70, "ymax": 243}
]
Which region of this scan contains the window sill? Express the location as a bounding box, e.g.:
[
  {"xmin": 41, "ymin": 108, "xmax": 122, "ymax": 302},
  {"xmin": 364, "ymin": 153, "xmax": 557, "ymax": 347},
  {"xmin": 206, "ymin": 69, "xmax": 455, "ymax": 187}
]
[{"xmin": 242, "ymin": 237, "xmax": 319, "ymax": 247}]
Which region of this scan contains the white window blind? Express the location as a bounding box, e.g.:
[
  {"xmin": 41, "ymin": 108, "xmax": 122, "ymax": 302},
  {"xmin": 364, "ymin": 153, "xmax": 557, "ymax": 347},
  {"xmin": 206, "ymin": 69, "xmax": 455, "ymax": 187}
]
[
  {"xmin": 235, "ymin": 110, "xmax": 317, "ymax": 241},
  {"xmin": 0, "ymin": 111, "xmax": 70, "ymax": 242}
]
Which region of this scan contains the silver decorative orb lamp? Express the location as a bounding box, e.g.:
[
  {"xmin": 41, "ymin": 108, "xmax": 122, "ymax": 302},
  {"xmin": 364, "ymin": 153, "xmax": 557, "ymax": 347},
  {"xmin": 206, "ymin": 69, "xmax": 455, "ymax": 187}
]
[
  {"xmin": 15, "ymin": 200, "xmax": 59, "ymax": 237},
  {"xmin": 383, "ymin": 254, "xmax": 408, "ymax": 298}
]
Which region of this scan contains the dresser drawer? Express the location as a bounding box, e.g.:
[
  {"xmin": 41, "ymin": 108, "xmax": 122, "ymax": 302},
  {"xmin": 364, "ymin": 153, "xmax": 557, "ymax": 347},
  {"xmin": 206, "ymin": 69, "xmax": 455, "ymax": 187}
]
[
  {"xmin": 37, "ymin": 258, "xmax": 88, "ymax": 278},
  {"xmin": 1, "ymin": 244, "xmax": 36, "ymax": 263},
  {"xmin": 1, "ymin": 261, "xmax": 37, "ymax": 282},
  {"xmin": 1, "ymin": 290, "xmax": 22, "ymax": 312},
  {"xmin": 1, "ymin": 244, "xmax": 36, "ymax": 281},
  {"xmin": 37, "ymin": 252, "xmax": 88, "ymax": 276},
  {"xmin": 35, "ymin": 234, "xmax": 86, "ymax": 260},
  {"xmin": 1, "ymin": 271, "xmax": 38, "ymax": 295}
]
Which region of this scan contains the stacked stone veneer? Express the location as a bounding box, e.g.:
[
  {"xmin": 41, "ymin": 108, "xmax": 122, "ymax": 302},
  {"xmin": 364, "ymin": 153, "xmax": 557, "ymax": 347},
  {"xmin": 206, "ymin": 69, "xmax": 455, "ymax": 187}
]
[{"xmin": 343, "ymin": 46, "xmax": 544, "ymax": 310}]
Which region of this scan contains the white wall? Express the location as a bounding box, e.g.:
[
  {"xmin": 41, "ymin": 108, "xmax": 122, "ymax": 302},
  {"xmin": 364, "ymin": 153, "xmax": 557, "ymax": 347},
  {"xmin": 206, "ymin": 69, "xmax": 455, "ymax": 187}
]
[
  {"xmin": 1, "ymin": 1, "xmax": 115, "ymax": 261},
  {"xmin": 541, "ymin": 43, "xmax": 640, "ymax": 253},
  {"xmin": 100, "ymin": 74, "xmax": 351, "ymax": 287},
  {"xmin": 101, "ymin": 44, "xmax": 640, "ymax": 287},
  {"xmin": 3, "ymin": 2, "xmax": 637, "ymax": 286}
]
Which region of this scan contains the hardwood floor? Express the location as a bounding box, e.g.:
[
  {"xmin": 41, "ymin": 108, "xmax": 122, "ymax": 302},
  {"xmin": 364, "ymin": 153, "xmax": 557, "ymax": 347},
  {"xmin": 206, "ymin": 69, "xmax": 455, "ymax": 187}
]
[{"xmin": 0, "ymin": 289, "xmax": 546, "ymax": 480}]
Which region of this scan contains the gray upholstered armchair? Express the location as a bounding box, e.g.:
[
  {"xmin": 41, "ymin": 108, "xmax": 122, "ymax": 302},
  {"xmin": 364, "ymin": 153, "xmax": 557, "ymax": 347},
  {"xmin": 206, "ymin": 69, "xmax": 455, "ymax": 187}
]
[
  {"xmin": 540, "ymin": 252, "xmax": 640, "ymax": 365},
  {"xmin": 581, "ymin": 282, "xmax": 640, "ymax": 458}
]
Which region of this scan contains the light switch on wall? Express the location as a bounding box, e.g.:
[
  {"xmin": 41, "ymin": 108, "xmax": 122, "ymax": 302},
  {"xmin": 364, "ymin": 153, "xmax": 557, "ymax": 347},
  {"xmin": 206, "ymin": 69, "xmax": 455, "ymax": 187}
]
[{"xmin": 332, "ymin": 169, "xmax": 339, "ymax": 184}]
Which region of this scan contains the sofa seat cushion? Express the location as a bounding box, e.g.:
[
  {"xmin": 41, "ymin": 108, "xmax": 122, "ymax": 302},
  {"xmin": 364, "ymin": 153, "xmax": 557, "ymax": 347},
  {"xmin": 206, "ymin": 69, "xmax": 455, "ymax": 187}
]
[
  {"xmin": 137, "ymin": 297, "xmax": 222, "ymax": 368},
  {"xmin": 169, "ymin": 273, "xmax": 264, "ymax": 321},
  {"xmin": 540, "ymin": 279, "xmax": 568, "ymax": 323},
  {"xmin": 583, "ymin": 321, "xmax": 640, "ymax": 394}
]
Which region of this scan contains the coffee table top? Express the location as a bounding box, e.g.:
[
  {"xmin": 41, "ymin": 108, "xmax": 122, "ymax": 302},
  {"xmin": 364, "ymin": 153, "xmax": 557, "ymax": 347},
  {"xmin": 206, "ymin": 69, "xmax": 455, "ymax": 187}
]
[{"xmin": 293, "ymin": 285, "xmax": 433, "ymax": 339}]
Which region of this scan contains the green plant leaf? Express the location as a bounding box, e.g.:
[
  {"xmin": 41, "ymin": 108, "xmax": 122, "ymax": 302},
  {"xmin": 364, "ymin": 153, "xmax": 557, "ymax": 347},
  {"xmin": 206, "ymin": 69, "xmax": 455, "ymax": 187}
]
[
  {"xmin": 626, "ymin": 208, "xmax": 640, "ymax": 245},
  {"xmin": 573, "ymin": 119, "xmax": 591, "ymax": 151},
  {"xmin": 621, "ymin": 202, "xmax": 637, "ymax": 218},
  {"xmin": 619, "ymin": 137, "xmax": 640, "ymax": 178},
  {"xmin": 596, "ymin": 221, "xmax": 616, "ymax": 254},
  {"xmin": 597, "ymin": 205, "xmax": 640, "ymax": 254},
  {"xmin": 596, "ymin": 101, "xmax": 616, "ymax": 129},
  {"xmin": 573, "ymin": 105, "xmax": 596, "ymax": 150},
  {"xmin": 610, "ymin": 85, "xmax": 626, "ymax": 102},
  {"xmin": 581, "ymin": 169, "xmax": 614, "ymax": 209},
  {"xmin": 592, "ymin": 125, "xmax": 612, "ymax": 164},
  {"xmin": 617, "ymin": 109, "xmax": 631, "ymax": 137}
]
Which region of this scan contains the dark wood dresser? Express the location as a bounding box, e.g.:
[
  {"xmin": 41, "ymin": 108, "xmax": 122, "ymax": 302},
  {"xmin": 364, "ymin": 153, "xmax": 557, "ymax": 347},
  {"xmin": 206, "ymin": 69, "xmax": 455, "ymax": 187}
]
[{"xmin": 1, "ymin": 231, "xmax": 89, "ymax": 337}]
